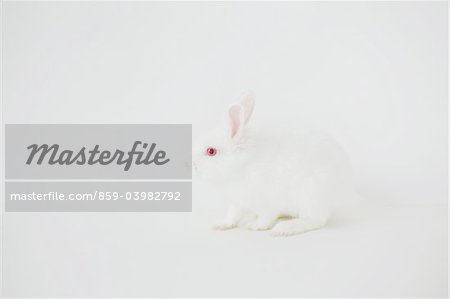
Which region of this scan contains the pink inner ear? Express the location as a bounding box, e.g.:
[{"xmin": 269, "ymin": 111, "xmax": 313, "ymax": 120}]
[{"xmin": 229, "ymin": 105, "xmax": 243, "ymax": 139}]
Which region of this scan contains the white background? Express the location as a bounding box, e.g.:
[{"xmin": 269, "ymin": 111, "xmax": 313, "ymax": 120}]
[
  {"xmin": 2, "ymin": 1, "xmax": 447, "ymax": 297},
  {"xmin": 3, "ymin": 1, "xmax": 447, "ymax": 204}
]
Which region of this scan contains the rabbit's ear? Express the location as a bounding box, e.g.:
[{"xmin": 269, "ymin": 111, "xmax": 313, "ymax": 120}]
[
  {"xmin": 229, "ymin": 104, "xmax": 245, "ymax": 142},
  {"xmin": 238, "ymin": 91, "xmax": 255, "ymax": 124}
]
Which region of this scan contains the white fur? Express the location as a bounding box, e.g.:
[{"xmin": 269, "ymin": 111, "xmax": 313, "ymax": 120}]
[{"xmin": 193, "ymin": 91, "xmax": 355, "ymax": 236}]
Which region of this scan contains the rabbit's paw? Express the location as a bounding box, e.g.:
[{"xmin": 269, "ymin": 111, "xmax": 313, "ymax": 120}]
[
  {"xmin": 213, "ymin": 205, "xmax": 243, "ymax": 231},
  {"xmin": 212, "ymin": 221, "xmax": 236, "ymax": 231},
  {"xmin": 246, "ymin": 215, "xmax": 277, "ymax": 231},
  {"xmin": 270, "ymin": 218, "xmax": 326, "ymax": 237},
  {"xmin": 270, "ymin": 221, "xmax": 303, "ymax": 236}
]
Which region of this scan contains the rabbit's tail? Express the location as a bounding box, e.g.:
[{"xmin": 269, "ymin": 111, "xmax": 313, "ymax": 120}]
[{"xmin": 270, "ymin": 217, "xmax": 327, "ymax": 237}]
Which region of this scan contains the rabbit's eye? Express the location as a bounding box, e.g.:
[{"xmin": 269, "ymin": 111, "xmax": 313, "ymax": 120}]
[{"xmin": 206, "ymin": 147, "xmax": 217, "ymax": 156}]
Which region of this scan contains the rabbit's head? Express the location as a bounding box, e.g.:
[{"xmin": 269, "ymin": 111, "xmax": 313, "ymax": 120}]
[{"xmin": 193, "ymin": 91, "xmax": 255, "ymax": 182}]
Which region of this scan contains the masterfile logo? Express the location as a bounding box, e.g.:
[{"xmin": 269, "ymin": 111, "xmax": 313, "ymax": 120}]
[{"xmin": 26, "ymin": 141, "xmax": 171, "ymax": 171}]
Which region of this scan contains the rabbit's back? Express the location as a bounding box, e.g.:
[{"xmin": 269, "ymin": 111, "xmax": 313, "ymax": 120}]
[{"xmin": 240, "ymin": 126, "xmax": 353, "ymax": 214}]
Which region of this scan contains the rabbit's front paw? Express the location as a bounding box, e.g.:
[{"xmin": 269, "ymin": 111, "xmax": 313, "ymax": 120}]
[
  {"xmin": 213, "ymin": 205, "xmax": 243, "ymax": 231},
  {"xmin": 212, "ymin": 221, "xmax": 236, "ymax": 230}
]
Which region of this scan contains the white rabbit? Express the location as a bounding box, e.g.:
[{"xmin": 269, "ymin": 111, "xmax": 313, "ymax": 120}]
[{"xmin": 193, "ymin": 91, "xmax": 355, "ymax": 236}]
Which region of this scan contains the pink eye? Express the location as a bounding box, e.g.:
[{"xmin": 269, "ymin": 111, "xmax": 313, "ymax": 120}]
[{"xmin": 206, "ymin": 147, "xmax": 217, "ymax": 156}]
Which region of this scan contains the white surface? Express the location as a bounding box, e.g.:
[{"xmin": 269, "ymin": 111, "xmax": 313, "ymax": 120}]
[
  {"xmin": 1, "ymin": 2, "xmax": 448, "ymax": 297},
  {"xmin": 3, "ymin": 203, "xmax": 447, "ymax": 296}
]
